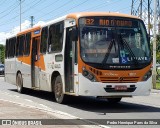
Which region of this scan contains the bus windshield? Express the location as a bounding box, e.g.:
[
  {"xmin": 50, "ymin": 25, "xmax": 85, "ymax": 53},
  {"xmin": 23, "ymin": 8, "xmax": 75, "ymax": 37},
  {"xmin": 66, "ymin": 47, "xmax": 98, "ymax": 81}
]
[{"xmin": 79, "ymin": 17, "xmax": 151, "ymax": 69}]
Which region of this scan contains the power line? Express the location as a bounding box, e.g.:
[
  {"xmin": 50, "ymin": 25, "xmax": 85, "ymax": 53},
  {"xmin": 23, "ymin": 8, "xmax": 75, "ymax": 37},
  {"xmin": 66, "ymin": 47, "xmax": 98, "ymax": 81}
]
[
  {"xmin": 0, "ymin": 0, "xmax": 42, "ymax": 27},
  {"xmin": 1, "ymin": 0, "xmax": 132, "ymax": 33},
  {"xmin": 22, "ymin": 0, "xmax": 43, "ymax": 13},
  {"xmin": 78, "ymin": 0, "xmax": 122, "ymax": 12},
  {"xmin": 44, "ymin": 0, "xmax": 88, "ymax": 21},
  {"xmin": 38, "ymin": 0, "xmax": 72, "ymax": 20},
  {"xmin": 0, "ymin": 1, "xmax": 18, "ymax": 15},
  {"xmin": 0, "ymin": 0, "xmax": 8, "ymax": 6},
  {"xmin": 33, "ymin": 0, "xmax": 61, "ymax": 13},
  {"xmin": 39, "ymin": 0, "xmax": 121, "ymax": 21},
  {"xmin": 0, "ymin": 3, "xmax": 19, "ymax": 19}
]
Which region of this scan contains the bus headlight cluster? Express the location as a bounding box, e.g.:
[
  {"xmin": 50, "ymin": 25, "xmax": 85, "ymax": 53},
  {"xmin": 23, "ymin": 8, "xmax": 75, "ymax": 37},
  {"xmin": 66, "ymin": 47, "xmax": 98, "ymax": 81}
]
[
  {"xmin": 142, "ymin": 70, "xmax": 152, "ymax": 81},
  {"xmin": 82, "ymin": 67, "xmax": 97, "ymax": 82}
]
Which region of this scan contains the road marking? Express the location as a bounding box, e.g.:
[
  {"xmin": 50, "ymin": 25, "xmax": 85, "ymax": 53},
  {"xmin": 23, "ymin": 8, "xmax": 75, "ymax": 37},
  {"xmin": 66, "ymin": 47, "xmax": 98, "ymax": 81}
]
[
  {"xmin": 0, "ymin": 98, "xmax": 110, "ymax": 128},
  {"xmin": 24, "ymin": 99, "xmax": 33, "ymax": 102}
]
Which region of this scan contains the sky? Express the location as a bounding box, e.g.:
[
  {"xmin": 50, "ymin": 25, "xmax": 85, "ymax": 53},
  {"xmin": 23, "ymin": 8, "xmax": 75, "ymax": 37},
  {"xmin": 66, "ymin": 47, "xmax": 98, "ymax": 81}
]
[{"xmin": 0, "ymin": 0, "xmax": 132, "ymax": 45}]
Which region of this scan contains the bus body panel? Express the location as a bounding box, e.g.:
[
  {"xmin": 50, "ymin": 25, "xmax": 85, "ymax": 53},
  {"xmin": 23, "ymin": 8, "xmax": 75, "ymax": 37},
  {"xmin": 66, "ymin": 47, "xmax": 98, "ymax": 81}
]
[
  {"xmin": 16, "ymin": 61, "xmax": 32, "ymax": 89},
  {"xmin": 5, "ymin": 58, "xmax": 16, "ymax": 85},
  {"xmin": 78, "ymin": 73, "xmax": 151, "ymax": 96}
]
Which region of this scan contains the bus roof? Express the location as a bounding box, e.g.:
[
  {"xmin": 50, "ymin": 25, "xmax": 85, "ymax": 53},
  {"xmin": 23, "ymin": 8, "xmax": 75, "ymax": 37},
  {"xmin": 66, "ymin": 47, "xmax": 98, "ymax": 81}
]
[
  {"xmin": 66, "ymin": 12, "xmax": 140, "ymax": 20},
  {"xmin": 42, "ymin": 15, "xmax": 66, "ymax": 27},
  {"xmin": 7, "ymin": 12, "xmax": 141, "ymax": 39},
  {"xmin": 42, "ymin": 12, "xmax": 140, "ymax": 28},
  {"xmin": 17, "ymin": 26, "xmax": 41, "ymax": 36}
]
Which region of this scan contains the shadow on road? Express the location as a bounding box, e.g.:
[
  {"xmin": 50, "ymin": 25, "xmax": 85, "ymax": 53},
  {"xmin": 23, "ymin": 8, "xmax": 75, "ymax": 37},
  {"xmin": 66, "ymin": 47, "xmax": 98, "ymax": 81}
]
[
  {"xmin": 9, "ymin": 88, "xmax": 56, "ymax": 102},
  {"xmin": 9, "ymin": 88, "xmax": 160, "ymax": 114}
]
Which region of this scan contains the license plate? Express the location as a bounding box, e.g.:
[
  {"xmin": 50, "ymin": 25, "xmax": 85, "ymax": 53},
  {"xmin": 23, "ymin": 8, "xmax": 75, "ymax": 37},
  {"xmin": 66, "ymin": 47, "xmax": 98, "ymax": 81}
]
[{"xmin": 115, "ymin": 85, "xmax": 127, "ymax": 90}]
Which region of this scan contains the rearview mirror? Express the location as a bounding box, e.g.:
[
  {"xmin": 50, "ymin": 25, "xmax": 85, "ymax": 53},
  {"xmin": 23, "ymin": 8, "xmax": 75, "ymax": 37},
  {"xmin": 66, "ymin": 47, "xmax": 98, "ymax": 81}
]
[{"xmin": 71, "ymin": 27, "xmax": 78, "ymax": 41}]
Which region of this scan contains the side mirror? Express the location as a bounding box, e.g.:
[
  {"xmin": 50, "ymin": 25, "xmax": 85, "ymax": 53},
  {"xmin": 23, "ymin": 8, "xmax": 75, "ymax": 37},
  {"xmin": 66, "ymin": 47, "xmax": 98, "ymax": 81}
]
[{"xmin": 71, "ymin": 27, "xmax": 78, "ymax": 41}]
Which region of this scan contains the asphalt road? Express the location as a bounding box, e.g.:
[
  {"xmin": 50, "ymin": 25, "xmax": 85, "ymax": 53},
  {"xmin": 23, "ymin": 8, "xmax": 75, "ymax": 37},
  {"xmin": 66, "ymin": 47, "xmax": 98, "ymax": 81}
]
[{"xmin": 0, "ymin": 76, "xmax": 160, "ymax": 128}]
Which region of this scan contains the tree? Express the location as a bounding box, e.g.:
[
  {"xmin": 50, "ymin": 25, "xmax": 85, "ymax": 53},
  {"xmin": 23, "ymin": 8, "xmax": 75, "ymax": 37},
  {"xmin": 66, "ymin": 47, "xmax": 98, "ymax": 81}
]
[
  {"xmin": 156, "ymin": 35, "xmax": 160, "ymax": 63},
  {"xmin": 0, "ymin": 44, "xmax": 5, "ymax": 64},
  {"xmin": 150, "ymin": 35, "xmax": 160, "ymax": 63}
]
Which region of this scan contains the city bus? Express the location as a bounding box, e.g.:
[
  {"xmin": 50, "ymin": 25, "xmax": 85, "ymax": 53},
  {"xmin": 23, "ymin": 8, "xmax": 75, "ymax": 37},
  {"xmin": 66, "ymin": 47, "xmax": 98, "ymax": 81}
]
[{"xmin": 5, "ymin": 12, "xmax": 152, "ymax": 103}]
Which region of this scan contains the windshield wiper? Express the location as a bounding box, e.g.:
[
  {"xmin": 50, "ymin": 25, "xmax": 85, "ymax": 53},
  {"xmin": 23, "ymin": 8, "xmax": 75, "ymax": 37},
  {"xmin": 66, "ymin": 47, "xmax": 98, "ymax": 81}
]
[
  {"xmin": 102, "ymin": 39, "xmax": 116, "ymax": 64},
  {"xmin": 118, "ymin": 34, "xmax": 139, "ymax": 65}
]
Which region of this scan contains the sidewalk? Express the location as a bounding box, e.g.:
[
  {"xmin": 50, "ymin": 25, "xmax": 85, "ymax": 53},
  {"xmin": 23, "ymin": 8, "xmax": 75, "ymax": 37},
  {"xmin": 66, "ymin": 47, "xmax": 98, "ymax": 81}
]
[
  {"xmin": 151, "ymin": 89, "xmax": 160, "ymax": 94},
  {"xmin": 0, "ymin": 100, "xmax": 102, "ymax": 128}
]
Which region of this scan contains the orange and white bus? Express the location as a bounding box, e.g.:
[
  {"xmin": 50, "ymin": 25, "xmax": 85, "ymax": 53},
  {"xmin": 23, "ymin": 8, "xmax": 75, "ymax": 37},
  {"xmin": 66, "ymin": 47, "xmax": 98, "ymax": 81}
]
[{"xmin": 5, "ymin": 12, "xmax": 152, "ymax": 103}]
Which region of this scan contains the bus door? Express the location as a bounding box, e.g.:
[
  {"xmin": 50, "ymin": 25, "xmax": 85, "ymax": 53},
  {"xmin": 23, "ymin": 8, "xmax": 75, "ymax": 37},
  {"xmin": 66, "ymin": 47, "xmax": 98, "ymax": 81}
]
[
  {"xmin": 65, "ymin": 27, "xmax": 78, "ymax": 93},
  {"xmin": 31, "ymin": 36, "xmax": 40, "ymax": 89}
]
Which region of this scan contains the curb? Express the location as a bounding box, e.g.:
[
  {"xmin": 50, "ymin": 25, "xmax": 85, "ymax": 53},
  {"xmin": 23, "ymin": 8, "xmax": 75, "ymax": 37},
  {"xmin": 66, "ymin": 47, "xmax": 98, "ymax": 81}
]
[{"xmin": 0, "ymin": 99, "xmax": 110, "ymax": 128}]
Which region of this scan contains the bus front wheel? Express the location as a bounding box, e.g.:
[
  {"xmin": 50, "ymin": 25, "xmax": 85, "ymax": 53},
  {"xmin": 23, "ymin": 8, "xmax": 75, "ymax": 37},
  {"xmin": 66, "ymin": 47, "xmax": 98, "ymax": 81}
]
[
  {"xmin": 54, "ymin": 75, "xmax": 67, "ymax": 104},
  {"xmin": 16, "ymin": 73, "xmax": 24, "ymax": 93},
  {"xmin": 107, "ymin": 98, "xmax": 122, "ymax": 103}
]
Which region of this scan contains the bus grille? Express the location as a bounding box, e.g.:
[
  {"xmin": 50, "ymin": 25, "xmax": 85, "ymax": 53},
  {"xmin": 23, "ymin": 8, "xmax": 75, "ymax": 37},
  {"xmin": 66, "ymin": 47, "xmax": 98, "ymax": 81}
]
[
  {"xmin": 89, "ymin": 67, "xmax": 102, "ymax": 76},
  {"xmin": 99, "ymin": 77, "xmax": 139, "ymax": 83}
]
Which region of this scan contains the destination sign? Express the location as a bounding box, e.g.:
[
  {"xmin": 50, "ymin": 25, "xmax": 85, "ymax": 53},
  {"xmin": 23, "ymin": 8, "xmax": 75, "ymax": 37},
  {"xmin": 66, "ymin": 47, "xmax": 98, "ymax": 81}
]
[{"xmin": 80, "ymin": 17, "xmax": 137, "ymax": 27}]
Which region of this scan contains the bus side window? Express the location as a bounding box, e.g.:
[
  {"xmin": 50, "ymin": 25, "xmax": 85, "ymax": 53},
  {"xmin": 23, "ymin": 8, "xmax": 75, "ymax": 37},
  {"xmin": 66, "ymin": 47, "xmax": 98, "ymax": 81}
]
[
  {"xmin": 16, "ymin": 37, "xmax": 19, "ymax": 57},
  {"xmin": 9, "ymin": 37, "xmax": 16, "ymax": 58},
  {"xmin": 8, "ymin": 38, "xmax": 16, "ymax": 58},
  {"xmin": 48, "ymin": 21, "xmax": 64, "ymax": 53},
  {"xmin": 40, "ymin": 27, "xmax": 48, "ymax": 54},
  {"xmin": 24, "ymin": 32, "xmax": 31, "ymax": 56},
  {"xmin": 48, "ymin": 24, "xmax": 55, "ymax": 53},
  {"xmin": 5, "ymin": 39, "xmax": 8, "ymax": 58},
  {"xmin": 8, "ymin": 39, "xmax": 10, "ymax": 58},
  {"xmin": 16, "ymin": 35, "xmax": 24, "ymax": 57}
]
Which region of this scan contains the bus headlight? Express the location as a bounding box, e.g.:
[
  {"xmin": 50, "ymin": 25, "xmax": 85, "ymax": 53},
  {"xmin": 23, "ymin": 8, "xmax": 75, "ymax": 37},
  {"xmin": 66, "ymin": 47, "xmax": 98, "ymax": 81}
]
[
  {"xmin": 142, "ymin": 70, "xmax": 152, "ymax": 81},
  {"xmin": 82, "ymin": 67, "xmax": 97, "ymax": 82},
  {"xmin": 82, "ymin": 70, "xmax": 89, "ymax": 76}
]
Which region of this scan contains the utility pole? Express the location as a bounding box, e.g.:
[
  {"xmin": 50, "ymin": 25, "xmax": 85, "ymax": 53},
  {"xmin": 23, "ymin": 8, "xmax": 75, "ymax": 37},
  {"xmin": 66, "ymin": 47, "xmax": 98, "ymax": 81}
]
[
  {"xmin": 148, "ymin": 0, "xmax": 151, "ymax": 39},
  {"xmin": 153, "ymin": 0, "xmax": 157, "ymax": 88},
  {"xmin": 140, "ymin": 0, "xmax": 143, "ymax": 18},
  {"xmin": 131, "ymin": 0, "xmax": 160, "ymax": 88},
  {"xmin": 131, "ymin": 0, "xmax": 160, "ymax": 36},
  {"xmin": 30, "ymin": 16, "xmax": 34, "ymax": 28},
  {"xmin": 19, "ymin": 0, "xmax": 22, "ymax": 32}
]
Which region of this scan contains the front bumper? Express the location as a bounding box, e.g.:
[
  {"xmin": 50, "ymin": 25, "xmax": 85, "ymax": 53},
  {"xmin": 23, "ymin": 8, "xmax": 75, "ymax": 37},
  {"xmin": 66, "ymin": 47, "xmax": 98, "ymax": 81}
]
[{"xmin": 78, "ymin": 74, "xmax": 152, "ymax": 97}]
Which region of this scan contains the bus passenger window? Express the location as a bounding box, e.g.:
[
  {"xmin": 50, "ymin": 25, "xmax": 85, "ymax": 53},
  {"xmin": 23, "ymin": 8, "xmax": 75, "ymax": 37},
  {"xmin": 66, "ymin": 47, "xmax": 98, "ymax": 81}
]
[
  {"xmin": 5, "ymin": 39, "xmax": 9, "ymax": 58},
  {"xmin": 24, "ymin": 33, "xmax": 31, "ymax": 56},
  {"xmin": 48, "ymin": 22, "xmax": 64, "ymax": 53},
  {"xmin": 41, "ymin": 27, "xmax": 48, "ymax": 54},
  {"xmin": 17, "ymin": 35, "xmax": 25, "ymax": 56}
]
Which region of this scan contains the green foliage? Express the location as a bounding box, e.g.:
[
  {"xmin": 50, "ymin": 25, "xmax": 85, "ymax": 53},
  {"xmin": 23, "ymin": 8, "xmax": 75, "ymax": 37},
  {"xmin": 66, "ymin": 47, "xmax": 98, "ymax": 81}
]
[
  {"xmin": 156, "ymin": 82, "xmax": 160, "ymax": 89},
  {"xmin": 0, "ymin": 44, "xmax": 5, "ymax": 64},
  {"xmin": 150, "ymin": 35, "xmax": 160, "ymax": 63},
  {"xmin": 156, "ymin": 35, "xmax": 160, "ymax": 63}
]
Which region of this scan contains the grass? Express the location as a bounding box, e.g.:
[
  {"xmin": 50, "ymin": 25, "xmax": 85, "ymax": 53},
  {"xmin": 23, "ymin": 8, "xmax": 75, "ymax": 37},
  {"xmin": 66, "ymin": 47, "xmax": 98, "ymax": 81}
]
[
  {"xmin": 156, "ymin": 82, "xmax": 160, "ymax": 89},
  {"xmin": 156, "ymin": 68, "xmax": 160, "ymax": 89}
]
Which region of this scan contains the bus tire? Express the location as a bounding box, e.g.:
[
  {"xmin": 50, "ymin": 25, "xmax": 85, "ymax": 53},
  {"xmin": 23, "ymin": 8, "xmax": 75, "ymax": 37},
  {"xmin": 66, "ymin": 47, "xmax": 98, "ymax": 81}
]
[
  {"xmin": 107, "ymin": 98, "xmax": 122, "ymax": 103},
  {"xmin": 16, "ymin": 73, "xmax": 24, "ymax": 93},
  {"xmin": 54, "ymin": 75, "xmax": 67, "ymax": 104}
]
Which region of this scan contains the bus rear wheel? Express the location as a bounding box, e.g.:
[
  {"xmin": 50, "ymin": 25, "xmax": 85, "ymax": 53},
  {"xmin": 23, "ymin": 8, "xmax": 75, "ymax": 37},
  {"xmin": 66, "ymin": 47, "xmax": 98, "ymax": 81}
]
[
  {"xmin": 16, "ymin": 73, "xmax": 24, "ymax": 93},
  {"xmin": 107, "ymin": 98, "xmax": 122, "ymax": 103},
  {"xmin": 54, "ymin": 75, "xmax": 67, "ymax": 104}
]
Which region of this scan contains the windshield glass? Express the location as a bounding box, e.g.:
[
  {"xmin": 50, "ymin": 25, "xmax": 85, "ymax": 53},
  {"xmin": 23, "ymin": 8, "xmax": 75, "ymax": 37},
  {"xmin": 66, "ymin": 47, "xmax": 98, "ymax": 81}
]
[{"xmin": 79, "ymin": 17, "xmax": 151, "ymax": 69}]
